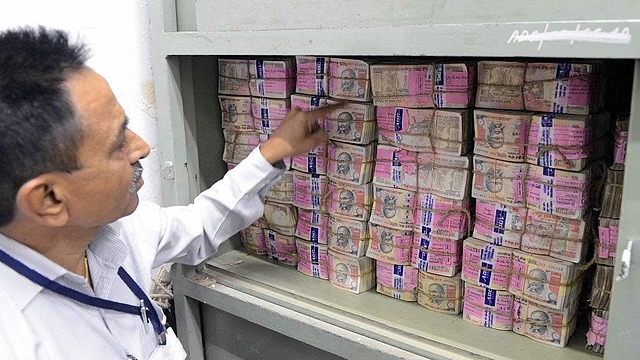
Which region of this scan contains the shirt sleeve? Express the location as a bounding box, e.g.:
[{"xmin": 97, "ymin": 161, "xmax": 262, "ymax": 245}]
[{"xmin": 130, "ymin": 146, "xmax": 284, "ymax": 268}]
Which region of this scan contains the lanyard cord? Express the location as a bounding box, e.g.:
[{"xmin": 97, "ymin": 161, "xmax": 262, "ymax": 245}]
[{"xmin": 0, "ymin": 248, "xmax": 166, "ymax": 345}]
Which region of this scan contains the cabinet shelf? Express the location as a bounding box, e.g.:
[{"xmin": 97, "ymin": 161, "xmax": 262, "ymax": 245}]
[{"xmin": 194, "ymin": 249, "xmax": 600, "ymax": 360}]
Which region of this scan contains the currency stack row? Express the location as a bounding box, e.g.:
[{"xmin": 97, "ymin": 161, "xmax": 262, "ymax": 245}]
[
  {"xmin": 365, "ymin": 61, "xmax": 475, "ymax": 314},
  {"xmin": 463, "ymin": 61, "xmax": 610, "ymax": 347},
  {"xmin": 218, "ymin": 58, "xmax": 299, "ymax": 265},
  {"xmin": 586, "ymin": 114, "xmax": 628, "ymax": 354}
]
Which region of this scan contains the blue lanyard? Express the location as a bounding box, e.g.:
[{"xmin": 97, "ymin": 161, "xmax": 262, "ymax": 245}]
[{"xmin": 0, "ymin": 248, "xmax": 166, "ymax": 345}]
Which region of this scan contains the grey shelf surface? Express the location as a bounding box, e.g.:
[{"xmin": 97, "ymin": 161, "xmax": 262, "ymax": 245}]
[
  {"xmin": 153, "ymin": 0, "xmax": 640, "ymax": 58},
  {"xmin": 199, "ymin": 249, "xmax": 601, "ymax": 360}
]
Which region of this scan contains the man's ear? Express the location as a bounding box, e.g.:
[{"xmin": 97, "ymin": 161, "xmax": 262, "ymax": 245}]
[{"xmin": 15, "ymin": 175, "xmax": 69, "ymax": 227}]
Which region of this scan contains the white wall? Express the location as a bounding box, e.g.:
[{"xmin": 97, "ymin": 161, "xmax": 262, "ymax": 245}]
[{"xmin": 1, "ymin": 0, "xmax": 161, "ymax": 204}]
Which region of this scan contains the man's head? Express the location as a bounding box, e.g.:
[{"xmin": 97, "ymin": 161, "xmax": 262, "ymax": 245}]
[{"xmin": 0, "ymin": 27, "xmax": 150, "ymax": 230}]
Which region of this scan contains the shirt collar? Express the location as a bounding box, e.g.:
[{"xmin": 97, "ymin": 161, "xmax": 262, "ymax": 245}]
[{"xmin": 0, "ymin": 222, "xmax": 130, "ymax": 310}]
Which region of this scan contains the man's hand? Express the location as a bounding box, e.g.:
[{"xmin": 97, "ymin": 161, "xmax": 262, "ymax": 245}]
[{"xmin": 259, "ymin": 104, "xmax": 344, "ymax": 165}]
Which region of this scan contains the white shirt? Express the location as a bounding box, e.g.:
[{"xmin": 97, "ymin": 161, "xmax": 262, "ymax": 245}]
[{"xmin": 0, "ymin": 147, "xmax": 283, "ymax": 360}]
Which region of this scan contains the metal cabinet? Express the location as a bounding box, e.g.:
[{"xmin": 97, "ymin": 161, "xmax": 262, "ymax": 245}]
[{"xmin": 149, "ymin": 1, "xmax": 640, "ymax": 359}]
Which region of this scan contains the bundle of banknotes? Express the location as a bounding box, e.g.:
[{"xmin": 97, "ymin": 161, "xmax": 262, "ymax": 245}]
[
  {"xmin": 218, "ymin": 58, "xmax": 251, "ymax": 96},
  {"xmin": 462, "ymin": 238, "xmax": 513, "ymax": 290},
  {"xmin": 417, "ymin": 153, "xmax": 472, "ymax": 201},
  {"xmin": 263, "ymin": 201, "xmax": 297, "ymax": 236},
  {"xmin": 416, "ymin": 272, "xmax": 463, "ymax": 314},
  {"xmin": 512, "ymin": 296, "xmax": 579, "ymax": 347},
  {"xmin": 597, "ymin": 217, "xmax": 619, "ymax": 266},
  {"xmin": 326, "ymin": 141, "xmax": 376, "ymax": 185},
  {"xmin": 327, "ymin": 249, "xmax": 376, "ymax": 294},
  {"xmin": 240, "ymin": 225, "xmax": 267, "ymax": 255},
  {"xmin": 586, "ymin": 309, "xmax": 608, "ymax": 353},
  {"xmin": 411, "ymin": 232, "xmax": 462, "ymax": 277},
  {"xmin": 328, "ymin": 58, "xmax": 373, "ymax": 102},
  {"xmin": 376, "ymin": 107, "xmax": 473, "ymax": 155},
  {"xmin": 474, "ymin": 109, "xmax": 608, "ymax": 171},
  {"xmin": 463, "ymin": 282, "xmax": 514, "ymax": 331},
  {"xmin": 296, "ymin": 238, "xmax": 329, "ymax": 279},
  {"xmin": 413, "ymin": 192, "xmax": 470, "ymax": 241},
  {"xmin": 369, "ymin": 185, "xmax": 415, "ymax": 231},
  {"xmin": 325, "ymin": 179, "xmax": 373, "ymax": 221},
  {"xmin": 611, "ymin": 118, "xmax": 629, "ymax": 171},
  {"xmin": 520, "ymin": 211, "xmax": 590, "ymax": 264},
  {"xmin": 219, "ymin": 95, "xmax": 254, "ymax": 132},
  {"xmin": 509, "ymin": 250, "xmax": 583, "ymax": 310},
  {"xmin": 376, "ymin": 262, "xmax": 419, "ymax": 302},
  {"xmin": 292, "ymin": 171, "xmax": 327, "ymax": 211},
  {"xmin": 249, "ymin": 59, "xmax": 296, "ymax": 99},
  {"xmin": 324, "ymin": 100, "xmax": 377, "ymax": 145},
  {"xmin": 589, "ymin": 264, "xmax": 613, "ymax": 310},
  {"xmin": 600, "ymin": 169, "xmax": 624, "ymax": 219},
  {"xmin": 370, "ymin": 62, "xmax": 475, "ymax": 108},
  {"xmin": 367, "ymin": 224, "xmax": 413, "ymax": 265},
  {"xmin": 263, "ymin": 229, "xmax": 297, "ymax": 266},
  {"xmin": 265, "ymin": 170, "xmax": 294, "ymax": 204},
  {"xmin": 476, "ymin": 61, "xmax": 602, "ymax": 115},
  {"xmin": 473, "ymin": 200, "xmax": 527, "ymax": 248},
  {"xmin": 295, "ymin": 209, "xmax": 329, "ymax": 245},
  {"xmin": 296, "ymin": 56, "xmax": 330, "ymax": 96},
  {"xmin": 327, "ymin": 215, "xmax": 369, "ymax": 257},
  {"xmin": 222, "ymin": 129, "xmax": 261, "ymax": 164}
]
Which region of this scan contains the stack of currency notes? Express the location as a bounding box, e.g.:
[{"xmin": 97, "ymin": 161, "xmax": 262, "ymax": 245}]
[
  {"xmin": 263, "ymin": 201, "xmax": 297, "ymax": 236},
  {"xmin": 369, "ymin": 185, "xmax": 416, "ymax": 231},
  {"xmin": 296, "ymin": 238, "xmax": 329, "ymax": 279},
  {"xmin": 325, "ymin": 179, "xmax": 373, "ymax": 221},
  {"xmin": 222, "ymin": 129, "xmax": 261, "ymax": 164},
  {"xmin": 589, "ymin": 264, "xmax": 613, "ymax": 310},
  {"xmin": 474, "ymin": 109, "xmax": 530, "ymax": 162},
  {"xmin": 373, "ymin": 145, "xmax": 419, "ymax": 192},
  {"xmin": 248, "ymin": 58, "xmax": 296, "ymax": 99},
  {"xmin": 292, "ymin": 142, "xmax": 327, "ymax": 174},
  {"xmin": 461, "ymin": 238, "xmax": 513, "ymax": 291},
  {"xmin": 597, "ymin": 217, "xmax": 619, "ymax": 265},
  {"xmin": 291, "ymin": 93, "xmax": 329, "ymax": 111},
  {"xmin": 520, "ymin": 210, "xmax": 590, "ymax": 263},
  {"xmin": 377, "ymin": 107, "xmax": 472, "ymax": 155},
  {"xmin": 327, "ymin": 215, "xmax": 369, "ymax": 257},
  {"xmin": 472, "ymin": 155, "xmax": 528, "ymax": 207},
  {"xmin": 326, "ymin": 141, "xmax": 376, "ymax": 185},
  {"xmin": 251, "ymin": 97, "xmax": 290, "ymax": 121},
  {"xmin": 522, "ymin": 62, "xmax": 599, "ymax": 115},
  {"xmin": 525, "ymin": 165, "xmax": 591, "ymax": 220},
  {"xmin": 367, "ymin": 224, "xmax": 413, "ymax": 265},
  {"xmin": 292, "ymin": 171, "xmax": 328, "ymax": 211},
  {"xmin": 586, "ymin": 309, "xmax": 609, "ymax": 353},
  {"xmin": 327, "ymin": 249, "xmax": 376, "ymax": 294},
  {"xmin": 218, "ymin": 58, "xmax": 251, "ymax": 96},
  {"xmin": 612, "ymin": 118, "xmax": 629, "ymax": 170},
  {"xmin": 416, "ymin": 272, "xmax": 463, "ymax": 314},
  {"xmin": 376, "ymin": 262, "xmax": 419, "ymax": 302},
  {"xmin": 512, "ymin": 296, "xmax": 579, "ymax": 347},
  {"xmin": 265, "ymin": 170, "xmax": 294, "ymax": 204},
  {"xmin": 475, "ymin": 61, "xmax": 526, "ymax": 110},
  {"xmin": 295, "ymin": 209, "xmax": 329, "ymax": 245},
  {"xmin": 328, "ymin": 58, "xmax": 373, "ymax": 102},
  {"xmin": 411, "ymin": 233, "xmax": 462, "ymax": 277},
  {"xmin": 240, "ymin": 226, "xmax": 267, "ymax": 255},
  {"xmin": 473, "ymin": 200, "xmax": 526, "ymax": 248},
  {"xmin": 600, "ymin": 169, "xmax": 624, "ymax": 219},
  {"xmin": 296, "ymin": 56, "xmax": 330, "ymax": 96},
  {"xmin": 324, "ymin": 100, "xmax": 376, "ymax": 145},
  {"xmin": 370, "ymin": 62, "xmax": 476, "ymax": 108},
  {"xmin": 417, "ymin": 153, "xmax": 471, "ymax": 200},
  {"xmin": 463, "ymin": 282, "xmax": 514, "ymax": 330},
  {"xmin": 219, "ymin": 95, "xmax": 254, "ymax": 131},
  {"xmin": 509, "ymin": 250, "xmax": 583, "ymax": 310},
  {"xmin": 263, "ymin": 229, "xmax": 297, "ymax": 266},
  {"xmin": 413, "ymin": 192, "xmax": 470, "ymax": 241}
]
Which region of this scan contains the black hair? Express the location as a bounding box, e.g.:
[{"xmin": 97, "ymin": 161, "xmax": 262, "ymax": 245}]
[{"xmin": 0, "ymin": 26, "xmax": 89, "ymax": 226}]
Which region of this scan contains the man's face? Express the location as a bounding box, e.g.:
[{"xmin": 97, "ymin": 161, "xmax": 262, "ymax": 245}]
[{"xmin": 63, "ymin": 67, "xmax": 150, "ymax": 227}]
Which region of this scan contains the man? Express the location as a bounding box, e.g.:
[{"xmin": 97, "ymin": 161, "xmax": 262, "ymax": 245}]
[{"xmin": 0, "ymin": 27, "xmax": 338, "ymax": 359}]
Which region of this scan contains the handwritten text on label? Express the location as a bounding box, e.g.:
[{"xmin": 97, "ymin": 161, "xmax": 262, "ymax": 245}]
[{"xmin": 507, "ymin": 24, "xmax": 631, "ymax": 50}]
